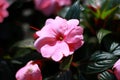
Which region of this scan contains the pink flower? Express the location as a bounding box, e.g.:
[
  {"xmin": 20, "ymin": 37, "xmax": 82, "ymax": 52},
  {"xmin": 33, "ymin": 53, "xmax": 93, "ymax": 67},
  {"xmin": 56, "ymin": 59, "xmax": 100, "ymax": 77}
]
[
  {"xmin": 113, "ymin": 59, "xmax": 120, "ymax": 80},
  {"xmin": 34, "ymin": 16, "xmax": 84, "ymax": 62},
  {"xmin": 15, "ymin": 61, "xmax": 42, "ymax": 80},
  {"xmin": 34, "ymin": 0, "xmax": 71, "ymax": 16},
  {"xmin": 0, "ymin": 0, "xmax": 9, "ymax": 23}
]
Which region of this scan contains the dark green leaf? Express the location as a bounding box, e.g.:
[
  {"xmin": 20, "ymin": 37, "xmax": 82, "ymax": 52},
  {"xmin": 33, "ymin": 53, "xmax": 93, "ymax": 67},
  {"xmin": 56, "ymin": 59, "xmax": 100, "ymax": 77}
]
[
  {"xmin": 43, "ymin": 70, "xmax": 72, "ymax": 80},
  {"xmin": 98, "ymin": 71, "xmax": 116, "ymax": 80},
  {"xmin": 60, "ymin": 55, "xmax": 73, "ymax": 70},
  {"xmin": 97, "ymin": 29, "xmax": 111, "ymax": 44},
  {"xmin": 13, "ymin": 48, "xmax": 32, "ymax": 58},
  {"xmin": 0, "ymin": 60, "xmax": 15, "ymax": 80},
  {"xmin": 65, "ymin": 0, "xmax": 81, "ymax": 20},
  {"xmin": 11, "ymin": 38, "xmax": 35, "ymax": 49},
  {"xmin": 86, "ymin": 51, "xmax": 118, "ymax": 74},
  {"xmin": 101, "ymin": 0, "xmax": 120, "ymax": 11},
  {"xmin": 100, "ymin": 34, "xmax": 114, "ymax": 52},
  {"xmin": 55, "ymin": 70, "xmax": 72, "ymax": 80}
]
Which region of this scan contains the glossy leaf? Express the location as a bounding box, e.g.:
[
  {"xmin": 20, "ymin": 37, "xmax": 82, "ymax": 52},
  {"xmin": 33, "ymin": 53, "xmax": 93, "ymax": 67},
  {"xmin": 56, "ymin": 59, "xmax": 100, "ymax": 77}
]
[
  {"xmin": 65, "ymin": 0, "xmax": 81, "ymax": 20},
  {"xmin": 98, "ymin": 71, "xmax": 116, "ymax": 80},
  {"xmin": 86, "ymin": 51, "xmax": 118, "ymax": 74},
  {"xmin": 97, "ymin": 29, "xmax": 111, "ymax": 44}
]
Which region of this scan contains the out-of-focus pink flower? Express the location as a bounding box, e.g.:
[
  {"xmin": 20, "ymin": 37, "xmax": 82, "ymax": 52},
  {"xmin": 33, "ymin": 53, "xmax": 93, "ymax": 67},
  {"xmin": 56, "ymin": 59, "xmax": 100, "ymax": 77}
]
[
  {"xmin": 34, "ymin": 16, "xmax": 84, "ymax": 62},
  {"xmin": 113, "ymin": 59, "xmax": 120, "ymax": 80},
  {"xmin": 15, "ymin": 61, "xmax": 42, "ymax": 80},
  {"xmin": 34, "ymin": 0, "xmax": 71, "ymax": 16},
  {"xmin": 0, "ymin": 0, "xmax": 9, "ymax": 23}
]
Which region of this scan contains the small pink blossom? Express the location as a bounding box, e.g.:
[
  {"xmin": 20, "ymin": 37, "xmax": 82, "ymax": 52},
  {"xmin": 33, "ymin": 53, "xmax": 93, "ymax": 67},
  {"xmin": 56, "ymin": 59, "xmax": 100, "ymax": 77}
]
[
  {"xmin": 34, "ymin": 16, "xmax": 84, "ymax": 62},
  {"xmin": 0, "ymin": 0, "xmax": 9, "ymax": 23},
  {"xmin": 34, "ymin": 0, "xmax": 71, "ymax": 16},
  {"xmin": 113, "ymin": 59, "xmax": 120, "ymax": 80},
  {"xmin": 15, "ymin": 61, "xmax": 42, "ymax": 80}
]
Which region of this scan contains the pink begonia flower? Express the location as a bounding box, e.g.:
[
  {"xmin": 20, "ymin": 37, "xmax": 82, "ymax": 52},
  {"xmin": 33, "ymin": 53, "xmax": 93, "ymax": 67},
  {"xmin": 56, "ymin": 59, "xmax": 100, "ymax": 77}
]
[
  {"xmin": 113, "ymin": 59, "xmax": 120, "ymax": 80},
  {"xmin": 15, "ymin": 61, "xmax": 42, "ymax": 80},
  {"xmin": 34, "ymin": 0, "xmax": 71, "ymax": 16},
  {"xmin": 34, "ymin": 16, "xmax": 84, "ymax": 62},
  {"xmin": 0, "ymin": 0, "xmax": 9, "ymax": 23}
]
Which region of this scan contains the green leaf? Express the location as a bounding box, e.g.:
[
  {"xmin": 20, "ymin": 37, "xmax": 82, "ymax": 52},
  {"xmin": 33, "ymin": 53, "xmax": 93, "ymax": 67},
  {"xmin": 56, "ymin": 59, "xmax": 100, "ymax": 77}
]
[
  {"xmin": 100, "ymin": 0, "xmax": 119, "ymax": 11},
  {"xmin": 60, "ymin": 55, "xmax": 73, "ymax": 71},
  {"xmin": 86, "ymin": 51, "xmax": 118, "ymax": 74},
  {"xmin": 13, "ymin": 48, "xmax": 32, "ymax": 58},
  {"xmin": 65, "ymin": 0, "xmax": 81, "ymax": 20},
  {"xmin": 110, "ymin": 42, "xmax": 120, "ymax": 56},
  {"xmin": 11, "ymin": 38, "xmax": 35, "ymax": 49},
  {"xmin": 97, "ymin": 29, "xmax": 111, "ymax": 44},
  {"xmin": 101, "ymin": 6, "xmax": 118, "ymax": 19},
  {"xmin": 98, "ymin": 71, "xmax": 116, "ymax": 80}
]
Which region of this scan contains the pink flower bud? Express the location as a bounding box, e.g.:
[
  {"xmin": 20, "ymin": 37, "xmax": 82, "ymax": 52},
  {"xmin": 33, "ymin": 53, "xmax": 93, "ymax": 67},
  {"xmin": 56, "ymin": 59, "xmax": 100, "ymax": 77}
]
[
  {"xmin": 113, "ymin": 59, "xmax": 120, "ymax": 80},
  {"xmin": 15, "ymin": 61, "xmax": 42, "ymax": 80}
]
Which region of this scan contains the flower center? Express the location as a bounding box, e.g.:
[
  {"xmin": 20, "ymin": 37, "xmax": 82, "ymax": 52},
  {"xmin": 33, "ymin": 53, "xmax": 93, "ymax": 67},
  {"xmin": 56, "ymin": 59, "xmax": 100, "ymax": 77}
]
[
  {"xmin": 59, "ymin": 36, "xmax": 63, "ymax": 41},
  {"xmin": 56, "ymin": 34, "xmax": 64, "ymax": 41}
]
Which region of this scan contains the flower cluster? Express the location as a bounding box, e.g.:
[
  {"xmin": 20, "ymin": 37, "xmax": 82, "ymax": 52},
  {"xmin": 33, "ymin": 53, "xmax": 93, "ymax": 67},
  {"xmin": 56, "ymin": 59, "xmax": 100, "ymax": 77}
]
[{"xmin": 0, "ymin": 0, "xmax": 119, "ymax": 80}]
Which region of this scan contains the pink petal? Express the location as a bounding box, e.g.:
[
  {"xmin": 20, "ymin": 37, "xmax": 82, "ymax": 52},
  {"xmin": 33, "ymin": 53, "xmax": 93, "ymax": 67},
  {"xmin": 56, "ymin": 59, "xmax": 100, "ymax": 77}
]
[
  {"xmin": 51, "ymin": 41, "xmax": 70, "ymax": 61},
  {"xmin": 67, "ymin": 19, "xmax": 79, "ymax": 26},
  {"xmin": 34, "ymin": 36, "xmax": 70, "ymax": 61},
  {"xmin": 113, "ymin": 59, "xmax": 120, "ymax": 69},
  {"xmin": 65, "ymin": 27, "xmax": 84, "ymax": 51},
  {"xmin": 3, "ymin": 2, "xmax": 9, "ymax": 9},
  {"xmin": 34, "ymin": 37, "xmax": 56, "ymax": 58},
  {"xmin": 65, "ymin": 26, "xmax": 83, "ymax": 43},
  {"xmin": 1, "ymin": 10, "xmax": 8, "ymax": 17},
  {"xmin": 45, "ymin": 18, "xmax": 54, "ymax": 25},
  {"xmin": 0, "ymin": 16, "xmax": 3, "ymax": 23},
  {"xmin": 113, "ymin": 59, "xmax": 120, "ymax": 80},
  {"xmin": 56, "ymin": 0, "xmax": 71, "ymax": 6},
  {"xmin": 51, "ymin": 16, "xmax": 68, "ymax": 34},
  {"xmin": 36, "ymin": 25, "xmax": 56, "ymax": 38},
  {"xmin": 38, "ymin": 16, "xmax": 68, "ymax": 37},
  {"xmin": 34, "ymin": 0, "xmax": 56, "ymax": 16}
]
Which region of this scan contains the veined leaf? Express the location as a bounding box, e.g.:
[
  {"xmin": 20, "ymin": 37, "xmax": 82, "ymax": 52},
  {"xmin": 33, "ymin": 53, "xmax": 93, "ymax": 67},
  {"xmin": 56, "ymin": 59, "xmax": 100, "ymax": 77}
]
[
  {"xmin": 110, "ymin": 42, "xmax": 120, "ymax": 56},
  {"xmin": 86, "ymin": 51, "xmax": 118, "ymax": 74},
  {"xmin": 98, "ymin": 71, "xmax": 116, "ymax": 80}
]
